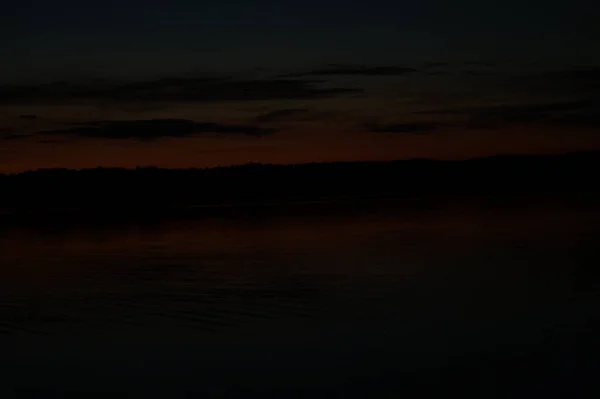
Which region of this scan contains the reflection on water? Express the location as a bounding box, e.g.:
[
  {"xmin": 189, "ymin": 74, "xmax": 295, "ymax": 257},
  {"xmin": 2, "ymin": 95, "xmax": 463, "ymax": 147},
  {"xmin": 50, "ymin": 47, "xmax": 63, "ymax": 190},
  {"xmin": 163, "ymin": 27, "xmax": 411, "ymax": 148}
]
[{"xmin": 0, "ymin": 197, "xmax": 598, "ymax": 397}]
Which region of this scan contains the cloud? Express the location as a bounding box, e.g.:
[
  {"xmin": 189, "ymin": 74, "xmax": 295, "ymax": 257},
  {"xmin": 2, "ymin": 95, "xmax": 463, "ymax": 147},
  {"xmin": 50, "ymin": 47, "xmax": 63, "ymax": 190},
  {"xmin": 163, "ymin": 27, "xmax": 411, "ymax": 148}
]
[
  {"xmin": 37, "ymin": 119, "xmax": 277, "ymax": 140},
  {"xmin": 37, "ymin": 139, "xmax": 67, "ymax": 144},
  {"xmin": 417, "ymin": 99, "xmax": 598, "ymax": 117},
  {"xmin": 0, "ymin": 78, "xmax": 363, "ymax": 105},
  {"xmin": 424, "ymin": 62, "xmax": 450, "ymax": 69},
  {"xmin": 516, "ymin": 67, "xmax": 600, "ymax": 99},
  {"xmin": 2, "ymin": 134, "xmax": 30, "ymax": 140},
  {"xmin": 427, "ymin": 71, "xmax": 451, "ymax": 76},
  {"xmin": 0, "ymin": 128, "xmax": 29, "ymax": 141},
  {"xmin": 552, "ymin": 111, "xmax": 600, "ymax": 129},
  {"xmin": 19, "ymin": 114, "xmax": 37, "ymax": 120},
  {"xmin": 542, "ymin": 67, "xmax": 600, "ymax": 90},
  {"xmin": 253, "ymin": 109, "xmax": 310, "ymax": 123},
  {"xmin": 462, "ymin": 70, "xmax": 491, "ymax": 76},
  {"xmin": 253, "ymin": 108, "xmax": 331, "ymax": 123},
  {"xmin": 282, "ymin": 65, "xmax": 417, "ymax": 77},
  {"xmin": 464, "ymin": 61, "xmax": 494, "ymax": 67},
  {"xmin": 365, "ymin": 122, "xmax": 438, "ymax": 134},
  {"xmin": 415, "ymin": 98, "xmax": 600, "ymax": 129}
]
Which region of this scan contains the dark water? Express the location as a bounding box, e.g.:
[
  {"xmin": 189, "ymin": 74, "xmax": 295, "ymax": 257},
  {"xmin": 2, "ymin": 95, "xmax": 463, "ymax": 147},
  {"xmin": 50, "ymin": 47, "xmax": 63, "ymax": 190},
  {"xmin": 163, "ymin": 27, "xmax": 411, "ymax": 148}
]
[{"xmin": 0, "ymin": 197, "xmax": 598, "ymax": 398}]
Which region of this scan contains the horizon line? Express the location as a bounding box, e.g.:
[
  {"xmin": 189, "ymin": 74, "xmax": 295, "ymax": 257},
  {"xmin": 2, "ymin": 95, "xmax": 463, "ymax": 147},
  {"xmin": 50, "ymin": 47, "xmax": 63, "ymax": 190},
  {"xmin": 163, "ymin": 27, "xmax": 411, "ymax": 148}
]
[{"xmin": 2, "ymin": 149, "xmax": 599, "ymax": 176}]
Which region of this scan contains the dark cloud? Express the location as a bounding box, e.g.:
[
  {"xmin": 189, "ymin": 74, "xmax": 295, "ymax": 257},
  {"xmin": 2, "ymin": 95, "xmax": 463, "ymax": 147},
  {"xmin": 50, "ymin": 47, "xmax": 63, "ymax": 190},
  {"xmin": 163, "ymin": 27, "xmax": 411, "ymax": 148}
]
[
  {"xmin": 462, "ymin": 70, "xmax": 491, "ymax": 76},
  {"xmin": 365, "ymin": 122, "xmax": 438, "ymax": 134},
  {"xmin": 464, "ymin": 61, "xmax": 494, "ymax": 67},
  {"xmin": 552, "ymin": 111, "xmax": 600, "ymax": 129},
  {"xmin": 253, "ymin": 108, "xmax": 331, "ymax": 123},
  {"xmin": 253, "ymin": 109, "xmax": 310, "ymax": 123},
  {"xmin": 517, "ymin": 67, "xmax": 600, "ymax": 99},
  {"xmin": 0, "ymin": 78, "xmax": 362, "ymax": 105},
  {"xmin": 427, "ymin": 71, "xmax": 451, "ymax": 76},
  {"xmin": 96, "ymin": 102, "xmax": 173, "ymax": 113},
  {"xmin": 19, "ymin": 114, "xmax": 37, "ymax": 120},
  {"xmin": 37, "ymin": 119, "xmax": 277, "ymax": 140},
  {"xmin": 283, "ymin": 65, "xmax": 417, "ymax": 77},
  {"xmin": 37, "ymin": 139, "xmax": 67, "ymax": 144},
  {"xmin": 2, "ymin": 134, "xmax": 30, "ymax": 140},
  {"xmin": 416, "ymin": 98, "xmax": 600, "ymax": 130},
  {"xmin": 542, "ymin": 67, "xmax": 600, "ymax": 90},
  {"xmin": 424, "ymin": 62, "xmax": 450, "ymax": 69}
]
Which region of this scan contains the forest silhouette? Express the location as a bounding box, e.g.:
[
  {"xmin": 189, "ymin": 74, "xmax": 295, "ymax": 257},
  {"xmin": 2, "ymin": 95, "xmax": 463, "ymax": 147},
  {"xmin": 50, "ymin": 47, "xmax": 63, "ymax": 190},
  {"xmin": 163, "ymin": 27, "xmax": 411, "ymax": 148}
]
[{"xmin": 1, "ymin": 151, "xmax": 598, "ymax": 220}]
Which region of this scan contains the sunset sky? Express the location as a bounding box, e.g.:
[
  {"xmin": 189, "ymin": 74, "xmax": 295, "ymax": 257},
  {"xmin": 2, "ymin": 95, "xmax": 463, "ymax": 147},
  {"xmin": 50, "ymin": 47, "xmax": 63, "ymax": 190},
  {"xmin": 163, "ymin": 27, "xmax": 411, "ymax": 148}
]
[{"xmin": 2, "ymin": 0, "xmax": 600, "ymax": 172}]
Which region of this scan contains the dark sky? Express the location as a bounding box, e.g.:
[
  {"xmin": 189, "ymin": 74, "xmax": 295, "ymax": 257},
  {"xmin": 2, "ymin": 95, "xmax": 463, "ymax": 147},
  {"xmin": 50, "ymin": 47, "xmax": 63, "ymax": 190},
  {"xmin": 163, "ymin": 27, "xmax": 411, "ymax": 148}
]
[{"xmin": 1, "ymin": 0, "xmax": 599, "ymax": 172}]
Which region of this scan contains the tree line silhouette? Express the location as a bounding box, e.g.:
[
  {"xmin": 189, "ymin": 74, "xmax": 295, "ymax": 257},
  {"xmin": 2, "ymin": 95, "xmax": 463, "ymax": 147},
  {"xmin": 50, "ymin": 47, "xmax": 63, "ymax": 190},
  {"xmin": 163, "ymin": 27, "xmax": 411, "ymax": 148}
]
[{"xmin": 0, "ymin": 151, "xmax": 598, "ymax": 218}]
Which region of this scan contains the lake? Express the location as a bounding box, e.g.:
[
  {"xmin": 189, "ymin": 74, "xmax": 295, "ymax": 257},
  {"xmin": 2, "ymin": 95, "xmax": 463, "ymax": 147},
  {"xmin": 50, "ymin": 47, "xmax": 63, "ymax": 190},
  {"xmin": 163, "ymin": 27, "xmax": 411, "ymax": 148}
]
[{"xmin": 0, "ymin": 196, "xmax": 598, "ymax": 398}]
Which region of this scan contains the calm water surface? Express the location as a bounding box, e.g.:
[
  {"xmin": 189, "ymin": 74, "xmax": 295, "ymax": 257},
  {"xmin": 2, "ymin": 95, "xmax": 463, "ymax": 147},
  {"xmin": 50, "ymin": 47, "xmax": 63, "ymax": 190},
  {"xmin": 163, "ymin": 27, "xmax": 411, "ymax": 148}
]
[{"xmin": 0, "ymin": 198, "xmax": 598, "ymax": 397}]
